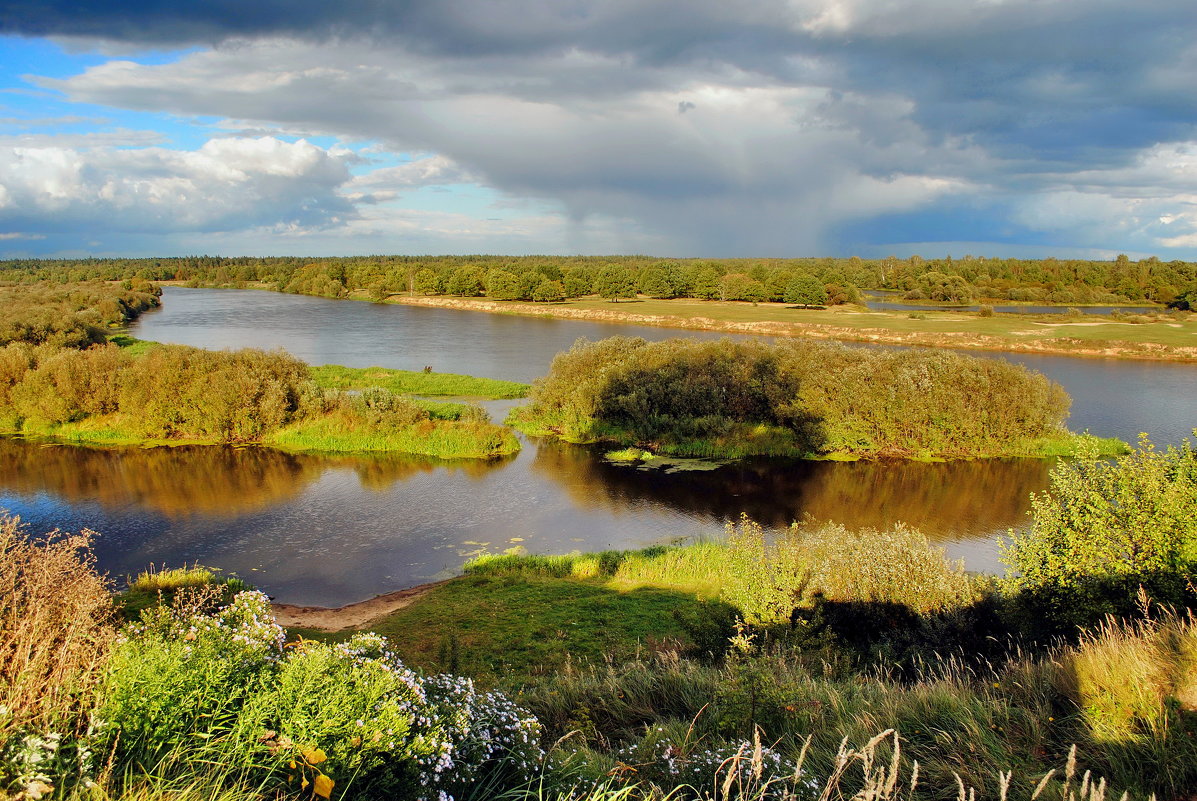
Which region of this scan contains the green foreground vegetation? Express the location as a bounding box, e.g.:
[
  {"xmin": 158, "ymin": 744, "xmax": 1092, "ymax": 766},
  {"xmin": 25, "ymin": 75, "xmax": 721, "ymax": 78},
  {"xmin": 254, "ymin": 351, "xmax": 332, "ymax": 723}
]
[
  {"xmin": 4, "ymin": 436, "xmax": 1196, "ymax": 801},
  {"xmin": 511, "ymin": 336, "xmax": 1126, "ymax": 460}
]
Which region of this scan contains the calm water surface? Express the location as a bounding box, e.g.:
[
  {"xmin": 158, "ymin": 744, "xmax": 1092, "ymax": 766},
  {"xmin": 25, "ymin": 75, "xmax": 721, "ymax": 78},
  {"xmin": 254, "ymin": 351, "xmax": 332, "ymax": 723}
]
[{"xmin": 1, "ymin": 288, "xmax": 1193, "ymax": 606}]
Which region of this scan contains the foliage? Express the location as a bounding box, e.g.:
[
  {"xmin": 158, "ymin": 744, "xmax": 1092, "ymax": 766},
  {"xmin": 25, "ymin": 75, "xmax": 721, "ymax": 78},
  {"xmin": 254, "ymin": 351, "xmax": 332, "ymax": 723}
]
[
  {"xmin": 513, "ymin": 336, "xmax": 1079, "ymax": 459},
  {"xmin": 3, "ymin": 254, "xmax": 1194, "ymax": 312},
  {"xmin": 96, "ymin": 594, "xmax": 542, "ymax": 801},
  {"xmin": 720, "ymin": 516, "xmax": 978, "ymax": 626},
  {"xmin": 0, "ymin": 515, "xmax": 114, "ymax": 796},
  {"xmin": 0, "ymin": 279, "xmax": 160, "ymax": 349},
  {"xmin": 0, "ymin": 338, "xmax": 519, "ymax": 459},
  {"xmin": 783, "ymin": 274, "xmax": 826, "ymax": 307},
  {"xmin": 1002, "ymin": 435, "xmax": 1197, "ymax": 633}
]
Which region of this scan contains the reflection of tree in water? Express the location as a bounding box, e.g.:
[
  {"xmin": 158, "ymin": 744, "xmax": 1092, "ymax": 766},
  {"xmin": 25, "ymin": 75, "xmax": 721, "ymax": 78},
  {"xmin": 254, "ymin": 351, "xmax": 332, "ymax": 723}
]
[
  {"xmin": 0, "ymin": 440, "xmax": 321, "ymax": 518},
  {"xmin": 347, "ymin": 451, "xmax": 515, "ymax": 492},
  {"xmin": 0, "ymin": 439, "xmax": 521, "ymax": 518},
  {"xmin": 531, "ymin": 441, "xmax": 1052, "ymax": 541}
]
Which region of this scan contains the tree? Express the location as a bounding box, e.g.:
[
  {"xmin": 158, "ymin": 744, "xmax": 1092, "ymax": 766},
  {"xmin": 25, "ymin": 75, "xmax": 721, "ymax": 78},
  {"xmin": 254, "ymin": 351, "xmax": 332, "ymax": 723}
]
[
  {"xmin": 413, "ymin": 269, "xmax": 441, "ymax": 296},
  {"xmin": 690, "ymin": 267, "xmax": 722, "ymax": 300},
  {"xmin": 784, "ymin": 274, "xmax": 827, "ymax": 307},
  {"xmin": 531, "ymin": 279, "xmax": 566, "ymax": 303},
  {"xmin": 719, "ymin": 274, "xmax": 768, "ymax": 302},
  {"xmin": 638, "ymin": 266, "xmax": 674, "ymax": 299},
  {"xmin": 445, "ymin": 267, "xmax": 484, "ymax": 297},
  {"xmin": 485, "ymin": 269, "xmax": 524, "ymax": 301},
  {"xmin": 594, "ymin": 266, "xmax": 637, "ymax": 302},
  {"xmin": 562, "ymin": 268, "xmax": 592, "ymax": 299}
]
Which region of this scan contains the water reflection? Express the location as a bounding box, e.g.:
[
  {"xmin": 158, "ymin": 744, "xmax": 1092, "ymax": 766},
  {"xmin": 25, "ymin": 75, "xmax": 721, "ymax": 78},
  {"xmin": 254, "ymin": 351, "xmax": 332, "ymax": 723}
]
[
  {"xmin": 532, "ymin": 441, "xmax": 1049, "ymax": 542},
  {"xmin": 0, "ymin": 440, "xmax": 320, "ymax": 517}
]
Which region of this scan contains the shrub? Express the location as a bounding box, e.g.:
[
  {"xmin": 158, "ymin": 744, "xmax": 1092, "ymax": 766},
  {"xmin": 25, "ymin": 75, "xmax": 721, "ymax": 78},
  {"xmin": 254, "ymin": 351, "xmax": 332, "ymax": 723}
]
[
  {"xmin": 97, "ymin": 590, "xmax": 286, "ymax": 769},
  {"xmin": 515, "ymin": 337, "xmax": 1072, "ymax": 459},
  {"xmin": 118, "ymin": 346, "xmax": 311, "ymax": 441},
  {"xmin": 719, "ymin": 516, "xmax": 977, "ymax": 627},
  {"xmin": 1002, "ymin": 435, "xmax": 1197, "ymax": 633}
]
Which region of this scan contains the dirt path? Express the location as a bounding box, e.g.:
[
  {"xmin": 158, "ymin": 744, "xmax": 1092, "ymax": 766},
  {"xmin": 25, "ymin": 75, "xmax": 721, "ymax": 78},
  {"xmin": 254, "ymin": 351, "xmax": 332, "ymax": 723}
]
[{"xmin": 272, "ymin": 581, "xmax": 443, "ymax": 631}]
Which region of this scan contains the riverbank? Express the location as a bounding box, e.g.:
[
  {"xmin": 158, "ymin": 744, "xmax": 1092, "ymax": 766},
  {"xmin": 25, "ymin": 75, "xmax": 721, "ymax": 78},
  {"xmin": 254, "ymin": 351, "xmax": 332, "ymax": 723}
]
[{"xmin": 379, "ymin": 292, "xmax": 1197, "ymax": 362}]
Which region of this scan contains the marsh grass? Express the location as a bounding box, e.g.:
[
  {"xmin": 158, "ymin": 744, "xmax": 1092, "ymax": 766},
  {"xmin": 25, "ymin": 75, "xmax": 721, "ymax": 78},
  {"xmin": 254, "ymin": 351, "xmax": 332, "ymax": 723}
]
[
  {"xmin": 128, "ymin": 565, "xmax": 216, "ymax": 593},
  {"xmin": 309, "ymin": 364, "xmax": 529, "ymax": 399},
  {"xmin": 268, "ymin": 414, "xmax": 519, "ymax": 459}
]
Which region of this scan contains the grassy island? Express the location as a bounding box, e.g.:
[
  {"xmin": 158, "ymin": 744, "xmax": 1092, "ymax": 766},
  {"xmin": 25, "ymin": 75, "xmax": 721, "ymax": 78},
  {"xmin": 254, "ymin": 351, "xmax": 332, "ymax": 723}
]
[
  {"xmin": 510, "ymin": 336, "xmax": 1126, "ymax": 461},
  {"xmin": 0, "ymin": 339, "xmax": 521, "ymax": 460}
]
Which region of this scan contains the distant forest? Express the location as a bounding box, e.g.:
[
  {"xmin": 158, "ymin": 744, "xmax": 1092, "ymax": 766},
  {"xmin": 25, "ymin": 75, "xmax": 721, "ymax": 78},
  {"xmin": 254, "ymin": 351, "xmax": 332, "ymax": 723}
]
[{"xmin": 2, "ymin": 253, "xmax": 1195, "ymax": 308}]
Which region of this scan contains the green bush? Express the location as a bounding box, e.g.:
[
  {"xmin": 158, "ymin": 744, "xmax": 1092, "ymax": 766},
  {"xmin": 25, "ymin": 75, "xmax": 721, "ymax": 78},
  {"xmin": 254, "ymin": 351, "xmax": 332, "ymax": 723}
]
[
  {"xmin": 97, "ymin": 591, "xmax": 286, "ymax": 769},
  {"xmin": 1003, "ymin": 435, "xmax": 1197, "ymax": 634}
]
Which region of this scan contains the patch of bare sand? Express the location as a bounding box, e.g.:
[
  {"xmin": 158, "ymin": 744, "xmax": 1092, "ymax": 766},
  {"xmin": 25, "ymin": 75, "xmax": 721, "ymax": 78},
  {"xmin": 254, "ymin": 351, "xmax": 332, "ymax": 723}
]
[{"xmin": 272, "ymin": 581, "xmax": 443, "ymax": 632}]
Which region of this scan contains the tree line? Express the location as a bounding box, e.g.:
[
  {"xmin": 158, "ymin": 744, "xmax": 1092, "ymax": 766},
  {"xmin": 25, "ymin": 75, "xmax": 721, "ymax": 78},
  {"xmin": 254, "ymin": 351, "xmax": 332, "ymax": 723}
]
[{"xmin": 3, "ymin": 253, "xmax": 1194, "ymax": 308}]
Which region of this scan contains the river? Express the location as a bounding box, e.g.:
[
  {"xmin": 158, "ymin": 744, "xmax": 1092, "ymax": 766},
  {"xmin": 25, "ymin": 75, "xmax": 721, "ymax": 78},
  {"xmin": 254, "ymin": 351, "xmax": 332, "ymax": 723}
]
[{"xmin": 0, "ymin": 287, "xmax": 1193, "ymax": 606}]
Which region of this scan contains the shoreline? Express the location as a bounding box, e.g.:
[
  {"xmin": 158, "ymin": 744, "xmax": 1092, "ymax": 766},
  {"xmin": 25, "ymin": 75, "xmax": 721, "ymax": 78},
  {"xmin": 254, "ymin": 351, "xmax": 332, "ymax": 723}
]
[
  {"xmin": 381, "ymin": 294, "xmax": 1197, "ymax": 363},
  {"xmin": 271, "ymin": 580, "xmax": 445, "ymax": 631}
]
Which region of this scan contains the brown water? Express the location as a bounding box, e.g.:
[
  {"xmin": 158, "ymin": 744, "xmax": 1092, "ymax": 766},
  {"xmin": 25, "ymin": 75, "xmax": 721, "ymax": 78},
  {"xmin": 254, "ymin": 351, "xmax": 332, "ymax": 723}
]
[{"xmin": 0, "ymin": 287, "xmax": 1193, "ymax": 606}]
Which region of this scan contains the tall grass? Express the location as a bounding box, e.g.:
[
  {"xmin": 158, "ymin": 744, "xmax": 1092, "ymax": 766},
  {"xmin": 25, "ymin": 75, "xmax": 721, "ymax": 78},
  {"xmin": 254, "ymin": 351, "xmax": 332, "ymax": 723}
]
[
  {"xmin": 517, "ymin": 621, "xmax": 1193, "ymax": 799},
  {"xmin": 0, "ymin": 515, "xmax": 114, "ymax": 745},
  {"xmin": 468, "ymin": 519, "xmax": 977, "ymax": 627}
]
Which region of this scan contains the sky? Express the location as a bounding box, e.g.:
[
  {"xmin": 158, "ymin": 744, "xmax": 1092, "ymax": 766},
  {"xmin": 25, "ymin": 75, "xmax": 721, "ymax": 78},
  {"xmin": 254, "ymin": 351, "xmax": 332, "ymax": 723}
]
[{"xmin": 1, "ymin": 0, "xmax": 1196, "ymax": 260}]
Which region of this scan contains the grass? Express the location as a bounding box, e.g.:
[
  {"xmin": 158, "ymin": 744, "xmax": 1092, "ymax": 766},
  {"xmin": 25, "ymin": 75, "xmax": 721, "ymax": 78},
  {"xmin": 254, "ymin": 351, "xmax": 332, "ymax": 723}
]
[
  {"xmin": 108, "ymin": 334, "xmax": 162, "ymax": 357},
  {"xmin": 391, "ymin": 294, "xmax": 1197, "ymax": 360},
  {"xmin": 9, "ymin": 514, "xmax": 1196, "ymax": 801},
  {"xmin": 344, "ymin": 572, "xmax": 721, "ymax": 680},
  {"xmin": 267, "ymin": 414, "xmax": 519, "ymax": 459},
  {"xmin": 307, "ymin": 546, "xmax": 1197, "ymax": 798},
  {"xmin": 128, "ymin": 565, "xmax": 216, "ymax": 593},
  {"xmin": 309, "ymin": 363, "xmax": 529, "ymax": 399},
  {"xmin": 0, "ymin": 515, "xmax": 114, "ymax": 745}
]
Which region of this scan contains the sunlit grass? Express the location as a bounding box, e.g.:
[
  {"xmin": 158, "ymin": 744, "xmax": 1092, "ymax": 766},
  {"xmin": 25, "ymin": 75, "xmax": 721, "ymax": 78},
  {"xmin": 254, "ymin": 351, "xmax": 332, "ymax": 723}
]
[
  {"xmin": 268, "ymin": 413, "xmax": 520, "ymax": 459},
  {"xmin": 309, "ymin": 363, "xmax": 529, "ymax": 399}
]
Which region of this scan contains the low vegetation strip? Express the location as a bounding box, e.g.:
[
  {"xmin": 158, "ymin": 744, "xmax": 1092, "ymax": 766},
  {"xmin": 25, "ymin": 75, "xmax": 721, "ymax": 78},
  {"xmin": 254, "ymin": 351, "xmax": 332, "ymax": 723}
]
[
  {"xmin": 309, "ymin": 363, "xmax": 529, "ymax": 399},
  {"xmin": 511, "ymin": 336, "xmax": 1123, "ymax": 460}
]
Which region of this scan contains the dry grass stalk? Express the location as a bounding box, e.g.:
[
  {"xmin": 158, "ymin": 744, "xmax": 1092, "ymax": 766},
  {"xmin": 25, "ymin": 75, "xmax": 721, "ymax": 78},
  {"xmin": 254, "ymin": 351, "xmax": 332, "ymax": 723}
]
[{"xmin": 0, "ymin": 514, "xmax": 115, "ymax": 741}]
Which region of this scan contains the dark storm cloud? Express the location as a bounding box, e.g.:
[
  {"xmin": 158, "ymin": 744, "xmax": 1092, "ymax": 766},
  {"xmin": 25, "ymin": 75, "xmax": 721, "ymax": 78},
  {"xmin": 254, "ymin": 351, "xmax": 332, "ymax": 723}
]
[{"xmin": 6, "ymin": 0, "xmax": 1197, "ymax": 255}]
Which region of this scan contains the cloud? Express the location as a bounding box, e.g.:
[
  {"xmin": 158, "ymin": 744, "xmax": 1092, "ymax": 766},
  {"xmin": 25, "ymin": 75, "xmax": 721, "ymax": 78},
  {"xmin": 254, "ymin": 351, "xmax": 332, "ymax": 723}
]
[
  {"xmin": 0, "ymin": 136, "xmax": 354, "ymax": 235},
  {"xmin": 5, "ymin": 0, "xmax": 1197, "ymax": 255}
]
